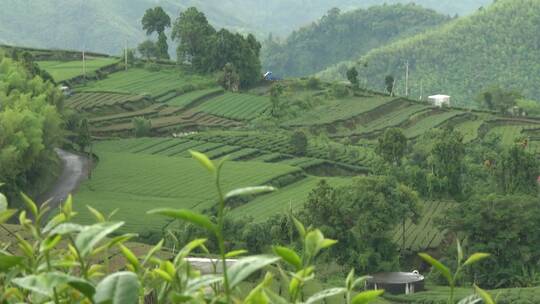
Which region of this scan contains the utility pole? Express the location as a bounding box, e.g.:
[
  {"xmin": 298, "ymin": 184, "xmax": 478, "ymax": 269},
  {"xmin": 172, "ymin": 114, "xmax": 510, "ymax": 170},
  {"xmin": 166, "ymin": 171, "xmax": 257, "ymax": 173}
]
[
  {"xmin": 405, "ymin": 60, "xmax": 409, "ymax": 97},
  {"xmin": 420, "ymin": 80, "xmax": 423, "ymax": 101},
  {"xmin": 82, "ymin": 49, "xmax": 87, "ymax": 78},
  {"xmin": 124, "ymin": 40, "xmax": 128, "ymax": 71}
]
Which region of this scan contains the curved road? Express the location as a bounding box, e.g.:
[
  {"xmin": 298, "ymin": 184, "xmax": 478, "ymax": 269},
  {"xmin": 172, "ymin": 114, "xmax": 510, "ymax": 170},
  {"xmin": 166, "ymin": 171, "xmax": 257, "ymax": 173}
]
[{"xmin": 38, "ymin": 149, "xmax": 90, "ymax": 209}]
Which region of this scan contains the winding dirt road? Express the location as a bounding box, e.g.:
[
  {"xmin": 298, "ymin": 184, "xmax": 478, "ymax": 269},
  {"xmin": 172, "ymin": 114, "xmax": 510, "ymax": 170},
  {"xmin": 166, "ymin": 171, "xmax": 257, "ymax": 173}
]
[{"xmin": 38, "ymin": 149, "xmax": 90, "ymax": 209}]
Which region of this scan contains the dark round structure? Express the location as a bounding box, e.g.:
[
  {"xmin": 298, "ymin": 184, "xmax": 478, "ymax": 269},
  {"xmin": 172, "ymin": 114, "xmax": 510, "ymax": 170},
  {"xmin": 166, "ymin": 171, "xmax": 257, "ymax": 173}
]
[{"xmin": 366, "ymin": 271, "xmax": 425, "ymax": 295}]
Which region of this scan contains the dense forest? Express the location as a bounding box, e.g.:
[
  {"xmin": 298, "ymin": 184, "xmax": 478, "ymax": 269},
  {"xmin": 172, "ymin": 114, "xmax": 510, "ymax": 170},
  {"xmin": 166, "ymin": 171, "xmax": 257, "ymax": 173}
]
[
  {"xmin": 0, "ymin": 0, "xmax": 490, "ymax": 55},
  {"xmin": 318, "ymin": 0, "xmax": 540, "ymax": 106},
  {"xmin": 262, "ymin": 4, "xmax": 451, "ymax": 77},
  {"xmin": 0, "ymin": 52, "xmax": 64, "ymax": 199}
]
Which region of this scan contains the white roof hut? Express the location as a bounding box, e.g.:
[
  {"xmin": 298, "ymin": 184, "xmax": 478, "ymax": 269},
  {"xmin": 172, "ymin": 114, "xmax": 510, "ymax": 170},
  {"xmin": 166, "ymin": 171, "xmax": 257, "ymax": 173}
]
[{"xmin": 428, "ymin": 95, "xmax": 450, "ymax": 107}]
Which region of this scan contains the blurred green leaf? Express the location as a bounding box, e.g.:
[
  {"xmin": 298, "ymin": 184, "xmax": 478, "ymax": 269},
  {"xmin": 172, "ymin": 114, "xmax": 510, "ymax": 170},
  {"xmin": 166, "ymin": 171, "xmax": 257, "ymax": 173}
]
[
  {"xmin": 464, "ymin": 253, "xmax": 490, "ymax": 267},
  {"xmin": 87, "ymin": 205, "xmax": 105, "ymax": 222},
  {"xmin": 457, "ymin": 239, "xmax": 464, "ymax": 264},
  {"xmin": 419, "ymin": 253, "xmax": 452, "ymax": 284},
  {"xmin": 68, "ymin": 280, "xmax": 96, "ymax": 300},
  {"xmin": 351, "ymin": 289, "xmax": 385, "ymax": 304},
  {"xmin": 190, "ymin": 150, "xmax": 215, "ymax": 173},
  {"xmin": 50, "ymin": 223, "xmax": 84, "ymax": 235},
  {"xmin": 94, "ymin": 271, "xmax": 140, "ymax": 304},
  {"xmin": 76, "ymin": 222, "xmax": 124, "ymax": 257},
  {"xmin": 224, "ymin": 186, "xmax": 276, "ymax": 200},
  {"xmin": 273, "ymin": 246, "xmax": 302, "ymax": 269},
  {"xmin": 474, "ymin": 285, "xmax": 495, "ymax": 304},
  {"xmin": 148, "ymin": 208, "xmax": 217, "ymax": 233},
  {"xmin": 227, "ymin": 255, "xmax": 280, "ymax": 288},
  {"xmin": 305, "ymin": 288, "xmax": 346, "ymax": 304},
  {"xmin": 40, "ymin": 235, "xmax": 62, "ymax": 253},
  {"xmin": 291, "ymin": 216, "xmax": 305, "ymax": 238},
  {"xmin": 0, "ymin": 253, "xmax": 24, "ymax": 271},
  {"xmin": 186, "ymin": 275, "xmax": 223, "ymax": 293},
  {"xmin": 225, "ymin": 249, "xmax": 248, "ymax": 258},
  {"xmin": 305, "ymin": 229, "xmax": 325, "ymax": 258},
  {"xmin": 0, "ymin": 209, "xmax": 17, "ymax": 224},
  {"xmin": 20, "ymin": 193, "xmax": 38, "ymax": 217},
  {"xmin": 119, "ymin": 245, "xmax": 140, "ymax": 271},
  {"xmin": 0, "ymin": 192, "xmax": 7, "ymax": 211},
  {"xmin": 13, "ymin": 272, "xmax": 90, "ymax": 297}
]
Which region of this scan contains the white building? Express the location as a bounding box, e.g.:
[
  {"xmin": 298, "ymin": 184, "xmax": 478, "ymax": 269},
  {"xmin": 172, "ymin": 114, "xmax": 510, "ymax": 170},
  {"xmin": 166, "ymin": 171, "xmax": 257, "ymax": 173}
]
[{"xmin": 428, "ymin": 94, "xmax": 450, "ymax": 107}]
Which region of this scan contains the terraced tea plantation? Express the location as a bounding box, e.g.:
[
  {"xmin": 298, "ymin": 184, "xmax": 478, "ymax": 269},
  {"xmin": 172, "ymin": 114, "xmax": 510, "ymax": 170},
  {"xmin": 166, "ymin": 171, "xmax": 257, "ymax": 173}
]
[
  {"xmin": 193, "ymin": 92, "xmax": 271, "ymax": 120},
  {"xmin": 76, "ymin": 68, "xmax": 214, "ymax": 96},
  {"xmin": 391, "ymin": 200, "xmax": 455, "ymax": 251},
  {"xmin": 74, "ymin": 139, "xmax": 302, "ymax": 233},
  {"xmin": 229, "ymin": 176, "xmax": 351, "ymax": 222},
  {"xmin": 37, "ymin": 57, "xmax": 118, "ymax": 82},
  {"xmin": 65, "ymin": 92, "xmax": 148, "ymax": 111}
]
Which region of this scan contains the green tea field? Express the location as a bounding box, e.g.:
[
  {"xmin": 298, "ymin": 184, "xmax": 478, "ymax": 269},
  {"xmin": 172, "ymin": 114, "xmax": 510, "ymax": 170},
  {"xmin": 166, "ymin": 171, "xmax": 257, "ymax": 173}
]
[{"xmin": 37, "ymin": 57, "xmax": 118, "ymax": 82}]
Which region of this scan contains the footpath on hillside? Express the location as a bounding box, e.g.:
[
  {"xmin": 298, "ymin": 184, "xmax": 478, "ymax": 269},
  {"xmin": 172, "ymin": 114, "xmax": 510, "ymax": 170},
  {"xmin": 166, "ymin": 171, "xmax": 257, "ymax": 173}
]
[{"xmin": 38, "ymin": 149, "xmax": 90, "ymax": 209}]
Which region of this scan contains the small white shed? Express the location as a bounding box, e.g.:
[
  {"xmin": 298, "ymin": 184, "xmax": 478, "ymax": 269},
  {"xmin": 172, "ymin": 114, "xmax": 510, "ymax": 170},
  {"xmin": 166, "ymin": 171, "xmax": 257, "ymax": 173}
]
[{"xmin": 428, "ymin": 95, "xmax": 450, "ymax": 107}]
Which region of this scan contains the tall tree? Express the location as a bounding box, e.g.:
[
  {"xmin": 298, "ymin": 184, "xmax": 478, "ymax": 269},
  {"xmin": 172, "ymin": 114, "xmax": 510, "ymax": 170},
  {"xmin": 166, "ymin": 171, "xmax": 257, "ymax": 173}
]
[
  {"xmin": 142, "ymin": 7, "xmax": 171, "ymax": 60},
  {"xmin": 346, "ymin": 67, "xmax": 359, "ymax": 87},
  {"xmin": 172, "ymin": 7, "xmax": 216, "ymax": 70},
  {"xmin": 137, "ymin": 40, "xmax": 158, "ymax": 62},
  {"xmin": 430, "ymin": 127, "xmax": 465, "ymax": 197},
  {"xmin": 377, "ymin": 128, "xmax": 407, "ymax": 165},
  {"xmin": 142, "ymin": 7, "xmax": 171, "ymax": 35},
  {"xmin": 495, "ymin": 143, "xmax": 539, "ymax": 195},
  {"xmin": 270, "ymin": 83, "xmax": 284, "ymax": 117},
  {"xmin": 218, "ymin": 63, "xmax": 240, "ymax": 92},
  {"xmin": 156, "ymin": 32, "xmax": 170, "ymax": 60},
  {"xmin": 385, "ymin": 75, "xmax": 394, "ymax": 95}
]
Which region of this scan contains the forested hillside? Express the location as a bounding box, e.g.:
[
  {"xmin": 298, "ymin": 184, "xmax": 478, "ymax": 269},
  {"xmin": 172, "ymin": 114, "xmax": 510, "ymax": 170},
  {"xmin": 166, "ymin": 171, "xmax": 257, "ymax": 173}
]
[
  {"xmin": 0, "ymin": 0, "xmax": 489, "ymax": 55},
  {"xmin": 318, "ymin": 0, "xmax": 540, "ymax": 106},
  {"xmin": 262, "ymin": 4, "xmax": 451, "ymax": 77}
]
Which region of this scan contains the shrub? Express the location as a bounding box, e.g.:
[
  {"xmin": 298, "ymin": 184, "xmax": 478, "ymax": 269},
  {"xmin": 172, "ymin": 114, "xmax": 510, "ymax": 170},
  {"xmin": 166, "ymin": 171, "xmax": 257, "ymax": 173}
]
[
  {"xmin": 331, "ymin": 83, "xmax": 349, "ymax": 98},
  {"xmin": 306, "ymin": 77, "xmax": 321, "ymax": 90},
  {"xmin": 132, "ymin": 117, "xmax": 152, "ymax": 137},
  {"xmin": 290, "ymin": 130, "xmax": 308, "ymax": 156}
]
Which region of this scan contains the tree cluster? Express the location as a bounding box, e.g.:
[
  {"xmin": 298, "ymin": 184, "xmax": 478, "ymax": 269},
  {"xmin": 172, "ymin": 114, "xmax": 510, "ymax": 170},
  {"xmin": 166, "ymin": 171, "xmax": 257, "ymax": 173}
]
[
  {"xmin": 172, "ymin": 7, "xmax": 262, "ymax": 88},
  {"xmin": 0, "ymin": 53, "xmax": 63, "ymax": 198}
]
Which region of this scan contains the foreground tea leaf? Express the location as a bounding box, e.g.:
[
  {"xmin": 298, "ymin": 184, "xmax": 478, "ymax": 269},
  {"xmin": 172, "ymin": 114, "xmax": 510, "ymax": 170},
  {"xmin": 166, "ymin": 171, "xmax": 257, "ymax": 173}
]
[
  {"xmin": 0, "ymin": 253, "xmax": 24, "ymax": 271},
  {"xmin": 148, "ymin": 208, "xmax": 217, "ymax": 233},
  {"xmin": 464, "ymin": 253, "xmax": 490, "ymax": 267},
  {"xmin": 0, "ymin": 209, "xmax": 17, "ymax": 224},
  {"xmin": 224, "ymin": 186, "xmax": 276, "ymax": 200},
  {"xmin": 94, "ymin": 272, "xmax": 140, "ymax": 304},
  {"xmin": 305, "ymin": 288, "xmax": 346, "ymax": 304},
  {"xmin": 190, "ymin": 150, "xmax": 215, "ymax": 173},
  {"xmin": 0, "ymin": 192, "xmax": 7, "ymax": 211},
  {"xmin": 76, "ymin": 222, "xmax": 125, "ymax": 257},
  {"xmin": 186, "ymin": 275, "xmax": 223, "ymax": 293},
  {"xmin": 273, "ymin": 246, "xmax": 302, "ymax": 269},
  {"xmin": 227, "ymin": 255, "xmax": 280, "ymax": 288},
  {"xmin": 351, "ymin": 290, "xmax": 385, "ymax": 304},
  {"xmin": 13, "ymin": 272, "xmax": 89, "ymax": 297},
  {"xmin": 418, "ymin": 253, "xmax": 452, "ymax": 284},
  {"xmin": 474, "ymin": 284, "xmax": 495, "ymax": 304}
]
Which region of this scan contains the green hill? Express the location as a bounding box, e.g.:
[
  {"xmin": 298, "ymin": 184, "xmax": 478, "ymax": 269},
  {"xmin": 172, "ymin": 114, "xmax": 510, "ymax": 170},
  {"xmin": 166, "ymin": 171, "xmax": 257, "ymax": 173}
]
[
  {"xmin": 318, "ymin": 0, "xmax": 540, "ymax": 106},
  {"xmin": 261, "ymin": 4, "xmax": 451, "ymax": 77},
  {"xmin": 0, "ymin": 0, "xmax": 489, "ymax": 56}
]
